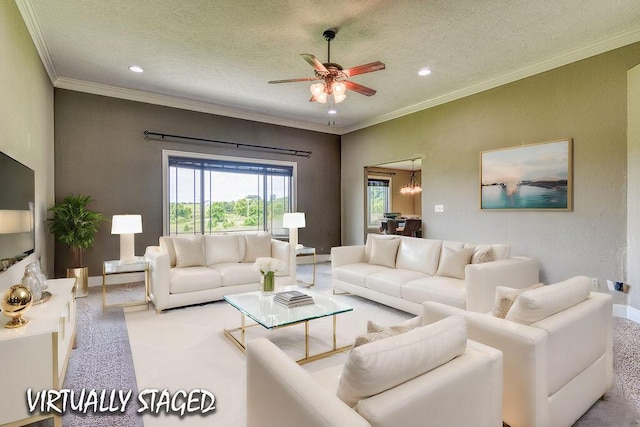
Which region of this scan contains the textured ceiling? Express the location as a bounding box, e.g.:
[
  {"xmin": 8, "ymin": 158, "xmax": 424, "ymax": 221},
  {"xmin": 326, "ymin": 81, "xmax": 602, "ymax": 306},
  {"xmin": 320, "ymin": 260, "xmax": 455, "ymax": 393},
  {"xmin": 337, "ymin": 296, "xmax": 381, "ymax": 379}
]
[{"xmin": 17, "ymin": 0, "xmax": 640, "ymax": 134}]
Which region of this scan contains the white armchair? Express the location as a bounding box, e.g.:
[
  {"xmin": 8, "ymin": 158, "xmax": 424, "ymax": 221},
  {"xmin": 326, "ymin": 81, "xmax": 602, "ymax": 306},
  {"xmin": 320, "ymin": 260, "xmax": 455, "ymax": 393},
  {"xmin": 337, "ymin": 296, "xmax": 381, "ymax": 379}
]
[
  {"xmin": 422, "ymin": 276, "xmax": 613, "ymax": 427},
  {"xmin": 246, "ymin": 316, "xmax": 503, "ymax": 427}
]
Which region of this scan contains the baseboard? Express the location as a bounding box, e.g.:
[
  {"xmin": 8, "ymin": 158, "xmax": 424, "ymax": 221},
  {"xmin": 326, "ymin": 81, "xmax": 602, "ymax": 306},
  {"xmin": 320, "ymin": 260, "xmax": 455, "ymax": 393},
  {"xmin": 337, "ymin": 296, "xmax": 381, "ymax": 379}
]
[{"xmin": 627, "ymin": 305, "xmax": 640, "ymax": 323}]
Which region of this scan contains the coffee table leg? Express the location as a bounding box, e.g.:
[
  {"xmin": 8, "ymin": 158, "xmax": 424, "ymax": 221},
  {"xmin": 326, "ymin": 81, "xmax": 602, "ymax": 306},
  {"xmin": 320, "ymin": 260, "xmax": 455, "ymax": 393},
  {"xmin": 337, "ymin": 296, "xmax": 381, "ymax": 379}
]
[
  {"xmin": 241, "ymin": 313, "xmax": 246, "ymax": 347},
  {"xmin": 305, "ymin": 321, "xmax": 309, "ymax": 359},
  {"xmin": 333, "ymin": 315, "xmax": 337, "ymax": 350}
]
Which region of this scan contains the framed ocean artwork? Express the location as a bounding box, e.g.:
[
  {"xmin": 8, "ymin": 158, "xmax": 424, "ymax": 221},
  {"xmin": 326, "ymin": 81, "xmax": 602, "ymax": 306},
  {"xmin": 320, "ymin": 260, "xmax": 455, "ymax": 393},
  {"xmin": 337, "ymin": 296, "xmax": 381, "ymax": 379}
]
[{"xmin": 480, "ymin": 139, "xmax": 573, "ymax": 210}]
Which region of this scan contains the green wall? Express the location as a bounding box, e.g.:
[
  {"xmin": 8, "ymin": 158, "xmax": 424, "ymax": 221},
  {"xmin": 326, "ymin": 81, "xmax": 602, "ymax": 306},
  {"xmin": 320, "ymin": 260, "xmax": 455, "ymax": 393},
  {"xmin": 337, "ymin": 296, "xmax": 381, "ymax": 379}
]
[
  {"xmin": 342, "ymin": 43, "xmax": 640, "ymax": 291},
  {"xmin": 0, "ymin": 1, "xmax": 54, "ymax": 290}
]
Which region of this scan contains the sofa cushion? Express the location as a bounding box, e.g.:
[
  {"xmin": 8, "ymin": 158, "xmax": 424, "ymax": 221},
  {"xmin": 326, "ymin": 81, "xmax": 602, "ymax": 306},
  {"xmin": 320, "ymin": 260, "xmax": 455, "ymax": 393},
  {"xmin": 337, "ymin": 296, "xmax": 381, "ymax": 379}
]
[
  {"xmin": 435, "ymin": 247, "xmax": 474, "ymax": 279},
  {"xmin": 490, "ymin": 244, "xmax": 510, "ymax": 260},
  {"xmin": 368, "ymin": 237, "xmax": 400, "ymax": 268},
  {"xmin": 333, "ymin": 263, "xmax": 390, "ymax": 287},
  {"xmin": 205, "ymin": 234, "xmax": 243, "ymax": 265},
  {"xmin": 159, "ymin": 236, "xmax": 177, "ymax": 267},
  {"xmin": 505, "ymin": 276, "xmax": 591, "ymax": 325},
  {"xmin": 364, "ymin": 234, "xmax": 399, "ymax": 261},
  {"xmin": 169, "ymin": 266, "xmax": 222, "ymax": 293},
  {"xmin": 211, "ymin": 263, "xmax": 261, "ymax": 286},
  {"xmin": 402, "ymin": 277, "xmax": 466, "ymax": 309},
  {"xmin": 173, "ymin": 236, "xmax": 205, "ymax": 267},
  {"xmin": 365, "ymin": 269, "xmax": 428, "ymax": 297},
  {"xmin": 336, "ymin": 315, "xmax": 467, "ymax": 407},
  {"xmin": 243, "ymin": 232, "xmax": 272, "ymax": 262},
  {"xmin": 491, "ymin": 283, "xmax": 543, "ymax": 318},
  {"xmin": 396, "ymin": 238, "xmax": 442, "ymax": 276},
  {"xmin": 471, "ymin": 246, "xmax": 495, "ymax": 264},
  {"xmin": 354, "ymin": 316, "xmax": 423, "ymax": 347}
]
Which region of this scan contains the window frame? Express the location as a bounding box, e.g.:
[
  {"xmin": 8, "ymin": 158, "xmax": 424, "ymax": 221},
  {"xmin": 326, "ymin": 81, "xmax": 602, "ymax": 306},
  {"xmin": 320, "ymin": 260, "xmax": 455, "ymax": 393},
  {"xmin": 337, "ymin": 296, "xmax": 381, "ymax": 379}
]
[
  {"xmin": 162, "ymin": 149, "xmax": 298, "ymax": 237},
  {"xmin": 367, "ymin": 175, "xmax": 392, "ymax": 227}
]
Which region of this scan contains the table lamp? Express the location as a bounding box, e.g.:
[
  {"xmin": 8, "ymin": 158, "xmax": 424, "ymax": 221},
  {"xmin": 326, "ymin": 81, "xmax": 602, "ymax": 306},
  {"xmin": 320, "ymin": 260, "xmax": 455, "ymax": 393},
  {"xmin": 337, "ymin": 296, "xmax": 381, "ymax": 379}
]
[
  {"xmin": 283, "ymin": 212, "xmax": 305, "ymax": 250},
  {"xmin": 111, "ymin": 214, "xmax": 142, "ymax": 262}
]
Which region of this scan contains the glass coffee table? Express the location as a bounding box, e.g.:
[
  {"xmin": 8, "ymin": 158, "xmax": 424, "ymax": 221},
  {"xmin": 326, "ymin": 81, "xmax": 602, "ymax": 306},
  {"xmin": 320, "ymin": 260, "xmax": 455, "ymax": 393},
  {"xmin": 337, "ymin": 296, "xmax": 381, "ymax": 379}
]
[{"xmin": 224, "ymin": 289, "xmax": 353, "ymax": 364}]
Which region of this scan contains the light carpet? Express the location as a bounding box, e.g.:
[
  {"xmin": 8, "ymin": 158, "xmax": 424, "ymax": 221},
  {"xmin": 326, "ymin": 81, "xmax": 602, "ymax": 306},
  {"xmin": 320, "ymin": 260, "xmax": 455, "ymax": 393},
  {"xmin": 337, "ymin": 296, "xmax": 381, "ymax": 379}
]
[{"xmin": 28, "ymin": 262, "xmax": 640, "ymax": 426}]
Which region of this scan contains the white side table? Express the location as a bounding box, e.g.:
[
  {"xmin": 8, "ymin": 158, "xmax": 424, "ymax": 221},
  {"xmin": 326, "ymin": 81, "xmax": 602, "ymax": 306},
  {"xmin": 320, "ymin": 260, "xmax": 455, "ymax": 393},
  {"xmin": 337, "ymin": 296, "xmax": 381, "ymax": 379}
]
[
  {"xmin": 102, "ymin": 258, "xmax": 150, "ymax": 312},
  {"xmin": 295, "ymin": 246, "xmax": 316, "ymax": 287}
]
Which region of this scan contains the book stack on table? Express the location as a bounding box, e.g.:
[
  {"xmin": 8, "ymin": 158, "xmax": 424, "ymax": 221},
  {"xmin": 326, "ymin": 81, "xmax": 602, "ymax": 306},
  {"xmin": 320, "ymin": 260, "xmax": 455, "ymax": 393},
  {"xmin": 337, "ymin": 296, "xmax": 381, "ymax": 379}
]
[{"xmin": 274, "ymin": 290, "xmax": 314, "ymax": 308}]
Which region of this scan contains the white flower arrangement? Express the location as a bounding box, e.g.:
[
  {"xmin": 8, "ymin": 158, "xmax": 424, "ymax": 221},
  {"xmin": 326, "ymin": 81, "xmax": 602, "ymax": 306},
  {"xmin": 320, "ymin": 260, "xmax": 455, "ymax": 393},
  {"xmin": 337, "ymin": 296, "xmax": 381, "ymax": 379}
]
[{"xmin": 253, "ymin": 257, "xmax": 285, "ymax": 275}]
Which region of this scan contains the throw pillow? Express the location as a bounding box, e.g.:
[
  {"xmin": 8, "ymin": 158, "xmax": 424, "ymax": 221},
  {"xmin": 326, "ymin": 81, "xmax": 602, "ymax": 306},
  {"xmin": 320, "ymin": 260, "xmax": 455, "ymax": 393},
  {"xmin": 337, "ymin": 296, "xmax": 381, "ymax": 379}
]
[
  {"xmin": 368, "ymin": 237, "xmax": 400, "ymax": 268},
  {"xmin": 337, "ymin": 315, "xmax": 467, "ymax": 408},
  {"xmin": 505, "ymin": 276, "xmax": 591, "ymax": 325},
  {"xmin": 471, "ymin": 246, "xmax": 495, "ymax": 264},
  {"xmin": 173, "ymin": 236, "xmax": 205, "ymax": 268},
  {"xmin": 159, "ymin": 236, "xmax": 177, "ymax": 267},
  {"xmin": 435, "ymin": 247, "xmax": 475, "ymax": 279},
  {"xmin": 243, "ymin": 232, "xmax": 272, "ymax": 262},
  {"xmin": 491, "ymin": 283, "xmax": 543, "ymax": 319},
  {"xmin": 353, "ymin": 316, "xmax": 423, "ymax": 347},
  {"xmin": 205, "ymin": 234, "xmax": 243, "ymax": 265}
]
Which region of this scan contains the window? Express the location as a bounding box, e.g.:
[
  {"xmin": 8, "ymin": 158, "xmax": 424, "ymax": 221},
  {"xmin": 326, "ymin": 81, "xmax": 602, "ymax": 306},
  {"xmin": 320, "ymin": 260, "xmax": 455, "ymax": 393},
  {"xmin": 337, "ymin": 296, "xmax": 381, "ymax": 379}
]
[
  {"xmin": 367, "ymin": 178, "xmax": 390, "ymax": 227},
  {"xmin": 164, "ymin": 151, "xmax": 295, "ymax": 236}
]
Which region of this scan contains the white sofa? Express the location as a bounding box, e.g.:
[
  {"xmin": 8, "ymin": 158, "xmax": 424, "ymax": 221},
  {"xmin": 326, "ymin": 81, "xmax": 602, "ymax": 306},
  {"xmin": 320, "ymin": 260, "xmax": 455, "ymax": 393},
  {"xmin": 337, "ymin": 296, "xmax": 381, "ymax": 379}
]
[
  {"xmin": 145, "ymin": 232, "xmax": 294, "ymax": 312},
  {"xmin": 246, "ymin": 316, "xmax": 504, "ymax": 427},
  {"xmin": 331, "ymin": 234, "xmax": 539, "ymax": 315},
  {"xmin": 422, "ymin": 276, "xmax": 614, "ymax": 427}
]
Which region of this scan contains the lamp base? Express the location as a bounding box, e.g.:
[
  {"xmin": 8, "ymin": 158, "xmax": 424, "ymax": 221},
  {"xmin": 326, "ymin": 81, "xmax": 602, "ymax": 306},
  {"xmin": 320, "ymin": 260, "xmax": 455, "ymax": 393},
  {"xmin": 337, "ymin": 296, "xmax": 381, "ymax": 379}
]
[{"xmin": 120, "ymin": 233, "xmax": 136, "ymax": 261}]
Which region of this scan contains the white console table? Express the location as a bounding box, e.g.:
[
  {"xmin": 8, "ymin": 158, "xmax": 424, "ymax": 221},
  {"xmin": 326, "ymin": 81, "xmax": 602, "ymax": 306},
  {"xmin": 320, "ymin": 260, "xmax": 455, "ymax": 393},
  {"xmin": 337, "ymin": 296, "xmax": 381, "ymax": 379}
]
[{"xmin": 0, "ymin": 278, "xmax": 77, "ymax": 427}]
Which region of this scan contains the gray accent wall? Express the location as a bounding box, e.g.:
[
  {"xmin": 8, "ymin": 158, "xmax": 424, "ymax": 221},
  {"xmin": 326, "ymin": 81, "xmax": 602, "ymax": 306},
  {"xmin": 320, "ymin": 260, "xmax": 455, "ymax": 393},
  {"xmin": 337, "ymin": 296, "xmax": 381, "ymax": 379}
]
[
  {"xmin": 53, "ymin": 90, "xmax": 341, "ymax": 278},
  {"xmin": 342, "ymin": 43, "xmax": 640, "ymax": 302},
  {"xmin": 0, "ymin": 1, "xmax": 55, "ymax": 291}
]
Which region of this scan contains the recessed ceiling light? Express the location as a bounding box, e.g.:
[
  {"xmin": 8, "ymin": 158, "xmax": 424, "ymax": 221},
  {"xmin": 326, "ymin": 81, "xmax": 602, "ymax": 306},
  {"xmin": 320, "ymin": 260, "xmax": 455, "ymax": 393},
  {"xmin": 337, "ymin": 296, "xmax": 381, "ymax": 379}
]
[
  {"xmin": 328, "ymin": 109, "xmax": 337, "ymax": 115},
  {"xmin": 128, "ymin": 65, "xmax": 144, "ymax": 73},
  {"xmin": 418, "ymin": 68, "xmax": 432, "ymax": 76}
]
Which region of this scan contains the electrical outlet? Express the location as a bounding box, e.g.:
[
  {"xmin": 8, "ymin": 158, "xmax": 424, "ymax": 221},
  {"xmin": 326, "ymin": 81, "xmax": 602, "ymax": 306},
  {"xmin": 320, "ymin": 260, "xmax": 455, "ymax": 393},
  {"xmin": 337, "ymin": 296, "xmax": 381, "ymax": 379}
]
[
  {"xmin": 590, "ymin": 277, "xmax": 599, "ymax": 291},
  {"xmin": 435, "ymin": 204, "xmax": 444, "ymax": 213}
]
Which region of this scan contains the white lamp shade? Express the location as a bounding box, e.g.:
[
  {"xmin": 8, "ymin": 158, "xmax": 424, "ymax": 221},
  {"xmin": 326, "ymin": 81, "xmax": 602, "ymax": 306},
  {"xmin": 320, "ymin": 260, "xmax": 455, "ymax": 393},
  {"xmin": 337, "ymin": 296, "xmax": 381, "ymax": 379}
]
[
  {"xmin": 0, "ymin": 210, "xmax": 32, "ymax": 234},
  {"xmin": 283, "ymin": 212, "xmax": 305, "ymax": 229},
  {"xmin": 111, "ymin": 215, "xmax": 142, "ymax": 234}
]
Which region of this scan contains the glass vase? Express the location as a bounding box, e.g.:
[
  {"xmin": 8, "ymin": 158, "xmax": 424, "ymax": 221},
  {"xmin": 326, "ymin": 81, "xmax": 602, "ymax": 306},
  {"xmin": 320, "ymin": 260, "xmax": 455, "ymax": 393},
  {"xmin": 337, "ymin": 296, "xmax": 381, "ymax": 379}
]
[{"xmin": 262, "ymin": 272, "xmax": 275, "ymax": 294}]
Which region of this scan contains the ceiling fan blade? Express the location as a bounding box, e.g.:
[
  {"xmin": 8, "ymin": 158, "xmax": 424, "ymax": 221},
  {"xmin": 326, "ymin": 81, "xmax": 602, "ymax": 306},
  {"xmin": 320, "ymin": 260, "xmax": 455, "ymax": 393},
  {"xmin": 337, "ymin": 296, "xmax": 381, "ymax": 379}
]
[
  {"xmin": 343, "ymin": 61, "xmax": 385, "ymax": 77},
  {"xmin": 268, "ymin": 77, "xmax": 320, "ymax": 84},
  {"xmin": 344, "ymin": 80, "xmax": 377, "ymax": 96},
  {"xmin": 301, "ymin": 54, "xmax": 329, "ymax": 73}
]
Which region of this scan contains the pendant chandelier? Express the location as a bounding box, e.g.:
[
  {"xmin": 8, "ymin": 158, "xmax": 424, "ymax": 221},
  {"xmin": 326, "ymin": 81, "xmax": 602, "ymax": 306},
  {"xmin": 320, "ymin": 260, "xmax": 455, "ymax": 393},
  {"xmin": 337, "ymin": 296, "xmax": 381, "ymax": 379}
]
[{"xmin": 400, "ymin": 160, "xmax": 422, "ymax": 195}]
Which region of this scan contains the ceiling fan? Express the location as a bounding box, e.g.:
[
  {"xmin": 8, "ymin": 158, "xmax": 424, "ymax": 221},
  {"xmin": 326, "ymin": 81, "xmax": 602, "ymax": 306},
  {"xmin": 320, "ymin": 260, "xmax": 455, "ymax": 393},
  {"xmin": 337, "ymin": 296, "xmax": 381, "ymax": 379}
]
[{"xmin": 268, "ymin": 29, "xmax": 385, "ymax": 105}]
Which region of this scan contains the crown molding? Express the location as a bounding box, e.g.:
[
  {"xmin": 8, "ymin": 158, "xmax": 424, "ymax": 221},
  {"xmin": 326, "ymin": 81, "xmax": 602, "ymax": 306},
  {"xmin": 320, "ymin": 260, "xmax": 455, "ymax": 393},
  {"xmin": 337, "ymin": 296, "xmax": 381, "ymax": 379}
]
[
  {"xmin": 54, "ymin": 77, "xmax": 343, "ymax": 135},
  {"xmin": 15, "ymin": 0, "xmax": 57, "ymax": 84},
  {"xmin": 342, "ymin": 26, "xmax": 640, "ymax": 134}
]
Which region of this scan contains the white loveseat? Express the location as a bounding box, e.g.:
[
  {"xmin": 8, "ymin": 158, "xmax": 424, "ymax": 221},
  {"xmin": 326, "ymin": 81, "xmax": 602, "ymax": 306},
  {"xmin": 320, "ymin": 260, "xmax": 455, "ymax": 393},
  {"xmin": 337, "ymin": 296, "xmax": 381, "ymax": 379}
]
[
  {"xmin": 422, "ymin": 276, "xmax": 613, "ymax": 427},
  {"xmin": 246, "ymin": 316, "xmax": 504, "ymax": 427},
  {"xmin": 331, "ymin": 234, "xmax": 539, "ymax": 315},
  {"xmin": 145, "ymin": 232, "xmax": 294, "ymax": 312}
]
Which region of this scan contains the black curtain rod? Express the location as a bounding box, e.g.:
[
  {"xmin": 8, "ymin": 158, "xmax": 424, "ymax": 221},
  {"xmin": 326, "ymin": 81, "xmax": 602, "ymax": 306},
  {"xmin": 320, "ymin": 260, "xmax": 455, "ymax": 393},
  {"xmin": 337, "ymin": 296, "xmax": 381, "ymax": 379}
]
[{"xmin": 143, "ymin": 131, "xmax": 312, "ymax": 158}]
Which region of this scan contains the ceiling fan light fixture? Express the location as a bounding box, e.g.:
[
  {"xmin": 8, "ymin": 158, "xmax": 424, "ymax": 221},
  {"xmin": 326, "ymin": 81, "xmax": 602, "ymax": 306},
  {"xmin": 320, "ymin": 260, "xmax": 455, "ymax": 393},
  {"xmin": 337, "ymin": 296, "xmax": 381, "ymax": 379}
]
[
  {"xmin": 315, "ymin": 92, "xmax": 328, "ymax": 103},
  {"xmin": 310, "ymin": 82, "xmax": 325, "ymax": 96},
  {"xmin": 333, "ymin": 81, "xmax": 346, "ymax": 95},
  {"xmin": 334, "ymin": 92, "xmax": 347, "ymax": 103}
]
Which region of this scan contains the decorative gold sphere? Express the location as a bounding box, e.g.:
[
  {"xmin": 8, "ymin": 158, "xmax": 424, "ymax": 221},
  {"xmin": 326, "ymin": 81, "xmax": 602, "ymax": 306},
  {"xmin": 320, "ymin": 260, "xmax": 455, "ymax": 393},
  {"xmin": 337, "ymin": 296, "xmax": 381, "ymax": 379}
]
[{"xmin": 1, "ymin": 284, "xmax": 33, "ymax": 328}]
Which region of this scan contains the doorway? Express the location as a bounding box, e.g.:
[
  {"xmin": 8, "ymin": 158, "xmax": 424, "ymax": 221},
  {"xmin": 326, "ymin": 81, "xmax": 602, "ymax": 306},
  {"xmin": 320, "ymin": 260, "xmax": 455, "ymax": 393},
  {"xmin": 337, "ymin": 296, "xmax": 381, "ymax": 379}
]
[{"xmin": 364, "ymin": 158, "xmax": 423, "ymax": 240}]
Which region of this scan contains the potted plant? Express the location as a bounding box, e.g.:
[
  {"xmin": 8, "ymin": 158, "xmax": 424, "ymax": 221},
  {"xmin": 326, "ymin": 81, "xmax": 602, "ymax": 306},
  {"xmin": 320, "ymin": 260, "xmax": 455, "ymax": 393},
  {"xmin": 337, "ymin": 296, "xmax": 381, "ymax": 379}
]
[{"xmin": 48, "ymin": 194, "xmax": 105, "ymax": 297}]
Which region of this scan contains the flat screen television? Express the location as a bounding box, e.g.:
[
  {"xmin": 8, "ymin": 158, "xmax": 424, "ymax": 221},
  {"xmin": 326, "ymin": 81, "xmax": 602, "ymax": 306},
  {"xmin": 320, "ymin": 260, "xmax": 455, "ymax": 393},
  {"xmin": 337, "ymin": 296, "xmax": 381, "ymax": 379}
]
[{"xmin": 0, "ymin": 151, "xmax": 35, "ymax": 272}]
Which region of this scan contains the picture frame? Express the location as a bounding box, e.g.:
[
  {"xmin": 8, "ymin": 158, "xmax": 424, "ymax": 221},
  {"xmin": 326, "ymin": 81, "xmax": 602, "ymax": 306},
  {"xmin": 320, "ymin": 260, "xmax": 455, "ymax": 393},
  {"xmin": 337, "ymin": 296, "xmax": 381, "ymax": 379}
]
[{"xmin": 480, "ymin": 139, "xmax": 573, "ymax": 210}]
